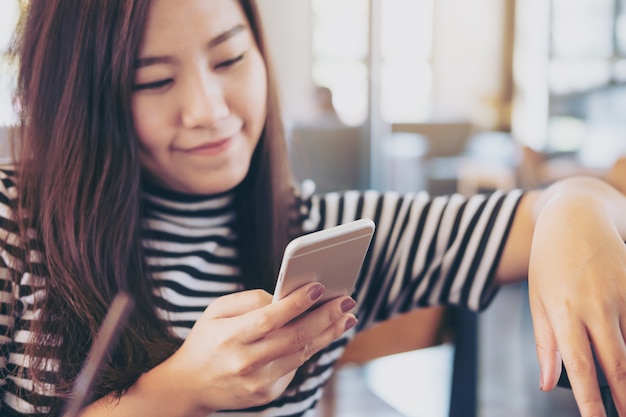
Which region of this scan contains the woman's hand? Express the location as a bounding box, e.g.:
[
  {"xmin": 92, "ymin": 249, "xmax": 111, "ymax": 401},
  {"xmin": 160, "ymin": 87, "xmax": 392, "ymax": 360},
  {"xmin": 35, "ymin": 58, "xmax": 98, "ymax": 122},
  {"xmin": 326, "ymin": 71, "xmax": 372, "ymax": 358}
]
[
  {"xmin": 160, "ymin": 282, "xmax": 357, "ymax": 414},
  {"xmin": 528, "ymin": 177, "xmax": 626, "ymax": 417}
]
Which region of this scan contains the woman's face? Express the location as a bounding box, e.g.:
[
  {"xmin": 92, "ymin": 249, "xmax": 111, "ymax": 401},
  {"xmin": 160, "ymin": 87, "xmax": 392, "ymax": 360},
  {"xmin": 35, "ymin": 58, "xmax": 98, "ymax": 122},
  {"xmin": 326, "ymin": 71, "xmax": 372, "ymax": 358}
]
[{"xmin": 132, "ymin": 0, "xmax": 268, "ymax": 194}]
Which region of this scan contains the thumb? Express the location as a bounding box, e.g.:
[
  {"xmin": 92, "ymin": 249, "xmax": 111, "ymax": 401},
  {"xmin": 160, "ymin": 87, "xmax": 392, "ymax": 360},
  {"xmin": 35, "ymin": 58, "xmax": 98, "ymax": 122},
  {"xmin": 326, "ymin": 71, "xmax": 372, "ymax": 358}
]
[{"xmin": 530, "ymin": 302, "xmax": 562, "ymax": 391}]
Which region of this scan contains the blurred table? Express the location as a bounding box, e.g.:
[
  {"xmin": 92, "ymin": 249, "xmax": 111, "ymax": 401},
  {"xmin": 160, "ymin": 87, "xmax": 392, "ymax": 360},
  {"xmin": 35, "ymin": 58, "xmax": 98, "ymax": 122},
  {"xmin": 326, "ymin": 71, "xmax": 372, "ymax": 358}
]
[{"xmin": 456, "ymin": 131, "xmax": 519, "ymax": 195}]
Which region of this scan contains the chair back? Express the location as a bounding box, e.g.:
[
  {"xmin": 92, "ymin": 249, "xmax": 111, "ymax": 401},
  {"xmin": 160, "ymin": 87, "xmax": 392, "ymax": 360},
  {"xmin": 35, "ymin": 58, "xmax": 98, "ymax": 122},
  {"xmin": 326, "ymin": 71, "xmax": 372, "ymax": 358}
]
[
  {"xmin": 391, "ymin": 122, "xmax": 473, "ymax": 158},
  {"xmin": 288, "ymin": 124, "xmax": 369, "ymax": 192}
]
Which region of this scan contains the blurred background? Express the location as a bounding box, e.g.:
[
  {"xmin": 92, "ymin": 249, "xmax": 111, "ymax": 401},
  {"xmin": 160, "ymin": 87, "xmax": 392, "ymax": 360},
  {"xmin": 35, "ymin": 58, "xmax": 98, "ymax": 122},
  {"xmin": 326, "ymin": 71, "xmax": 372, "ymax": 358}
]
[
  {"xmin": 254, "ymin": 0, "xmax": 626, "ymax": 197},
  {"xmin": 1, "ymin": 0, "xmax": 625, "ymax": 416},
  {"xmin": 250, "ymin": 5, "xmax": 624, "ymax": 412}
]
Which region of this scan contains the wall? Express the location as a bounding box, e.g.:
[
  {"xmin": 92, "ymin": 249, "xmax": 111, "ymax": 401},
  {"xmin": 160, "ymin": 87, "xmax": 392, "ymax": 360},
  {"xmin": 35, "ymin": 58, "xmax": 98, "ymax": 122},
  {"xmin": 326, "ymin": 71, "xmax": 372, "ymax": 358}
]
[
  {"xmin": 432, "ymin": 0, "xmax": 509, "ymax": 127},
  {"xmin": 511, "ymin": 0, "xmax": 550, "ymax": 149},
  {"xmin": 257, "ymin": 0, "xmax": 508, "ymax": 128},
  {"xmin": 256, "ymin": 0, "xmax": 315, "ymax": 123}
]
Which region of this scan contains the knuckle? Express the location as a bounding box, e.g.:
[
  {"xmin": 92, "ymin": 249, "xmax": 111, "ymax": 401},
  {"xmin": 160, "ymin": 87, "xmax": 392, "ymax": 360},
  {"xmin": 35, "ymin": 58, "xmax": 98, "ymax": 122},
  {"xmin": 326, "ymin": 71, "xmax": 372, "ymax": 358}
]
[
  {"xmin": 290, "ymin": 294, "xmax": 311, "ymax": 313},
  {"xmin": 230, "ymin": 354, "xmax": 256, "ymax": 377},
  {"xmin": 254, "ymin": 312, "xmax": 274, "ymax": 334},
  {"xmin": 322, "ymin": 320, "xmax": 344, "ymax": 342},
  {"xmin": 300, "ymin": 342, "xmax": 315, "ymax": 362},
  {"xmin": 565, "ymin": 355, "xmax": 594, "ymax": 376},
  {"xmin": 332, "ymin": 321, "xmax": 346, "ymax": 339},
  {"xmin": 251, "ymin": 289, "xmax": 270, "ymax": 306},
  {"xmin": 235, "ymin": 364, "xmax": 254, "ymax": 378},
  {"xmin": 325, "ymin": 304, "xmax": 339, "ymax": 325},
  {"xmin": 291, "ymin": 325, "xmax": 310, "ymax": 347},
  {"xmin": 244, "ymin": 380, "xmax": 271, "ymax": 403},
  {"xmin": 608, "ymin": 359, "xmax": 626, "ymax": 383}
]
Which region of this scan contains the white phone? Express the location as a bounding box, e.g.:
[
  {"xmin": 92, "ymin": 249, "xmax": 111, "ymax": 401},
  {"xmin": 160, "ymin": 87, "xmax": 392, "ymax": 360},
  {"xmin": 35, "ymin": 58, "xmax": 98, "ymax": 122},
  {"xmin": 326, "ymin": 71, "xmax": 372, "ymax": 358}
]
[{"xmin": 272, "ymin": 218, "xmax": 375, "ymax": 306}]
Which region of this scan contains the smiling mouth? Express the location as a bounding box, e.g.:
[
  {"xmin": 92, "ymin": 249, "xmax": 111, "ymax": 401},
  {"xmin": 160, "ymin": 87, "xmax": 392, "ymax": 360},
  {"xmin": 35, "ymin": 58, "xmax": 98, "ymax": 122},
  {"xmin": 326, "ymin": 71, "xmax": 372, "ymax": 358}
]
[{"xmin": 183, "ymin": 137, "xmax": 233, "ymax": 155}]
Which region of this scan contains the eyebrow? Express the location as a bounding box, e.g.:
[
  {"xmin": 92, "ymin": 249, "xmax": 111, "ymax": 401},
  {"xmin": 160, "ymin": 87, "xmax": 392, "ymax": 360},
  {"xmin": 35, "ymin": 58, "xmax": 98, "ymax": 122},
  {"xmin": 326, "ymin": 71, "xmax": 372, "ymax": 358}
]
[{"xmin": 135, "ymin": 24, "xmax": 247, "ymax": 68}]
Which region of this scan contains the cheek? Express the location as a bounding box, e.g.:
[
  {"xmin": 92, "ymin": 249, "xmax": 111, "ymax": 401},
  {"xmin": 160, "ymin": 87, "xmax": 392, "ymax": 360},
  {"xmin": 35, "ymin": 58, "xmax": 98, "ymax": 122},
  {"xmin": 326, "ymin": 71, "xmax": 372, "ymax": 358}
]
[
  {"xmin": 240, "ymin": 54, "xmax": 268, "ymax": 135},
  {"xmin": 246, "ymin": 64, "xmax": 267, "ymax": 140},
  {"xmin": 253, "ymin": 75, "xmax": 268, "ymax": 128},
  {"xmin": 132, "ymin": 97, "xmax": 165, "ymax": 151}
]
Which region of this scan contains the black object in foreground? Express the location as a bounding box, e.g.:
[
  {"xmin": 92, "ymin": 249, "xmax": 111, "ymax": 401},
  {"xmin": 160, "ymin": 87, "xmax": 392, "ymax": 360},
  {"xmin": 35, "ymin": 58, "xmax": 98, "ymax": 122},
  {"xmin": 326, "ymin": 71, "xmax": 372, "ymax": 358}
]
[
  {"xmin": 61, "ymin": 292, "xmax": 134, "ymax": 417},
  {"xmin": 557, "ymin": 350, "xmax": 617, "ymax": 417}
]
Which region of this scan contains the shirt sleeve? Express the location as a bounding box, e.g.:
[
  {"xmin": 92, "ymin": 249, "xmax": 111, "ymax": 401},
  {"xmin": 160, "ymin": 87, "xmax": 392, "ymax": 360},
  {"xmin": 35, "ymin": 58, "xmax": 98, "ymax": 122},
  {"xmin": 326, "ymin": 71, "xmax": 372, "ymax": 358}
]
[
  {"xmin": 303, "ymin": 188, "xmax": 525, "ymax": 328},
  {"xmin": 0, "ymin": 168, "xmax": 20, "ymax": 414},
  {"xmin": 0, "ymin": 167, "xmax": 53, "ymax": 416}
]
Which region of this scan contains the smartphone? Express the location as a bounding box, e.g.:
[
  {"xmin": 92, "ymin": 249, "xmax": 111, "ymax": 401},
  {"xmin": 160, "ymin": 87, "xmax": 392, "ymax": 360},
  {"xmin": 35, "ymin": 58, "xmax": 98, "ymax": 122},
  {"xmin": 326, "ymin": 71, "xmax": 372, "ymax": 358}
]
[{"xmin": 272, "ymin": 218, "xmax": 375, "ymax": 306}]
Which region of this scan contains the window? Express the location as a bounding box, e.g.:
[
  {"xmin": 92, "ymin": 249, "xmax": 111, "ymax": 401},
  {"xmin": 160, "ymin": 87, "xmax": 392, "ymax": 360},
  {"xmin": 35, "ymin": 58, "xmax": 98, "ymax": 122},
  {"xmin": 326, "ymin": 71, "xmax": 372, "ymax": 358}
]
[
  {"xmin": 617, "ymin": 0, "xmax": 626, "ymax": 55},
  {"xmin": 616, "ymin": 0, "xmax": 626, "ymax": 81},
  {"xmin": 549, "ymin": 0, "xmax": 619, "ymax": 93},
  {"xmin": 311, "ymin": 0, "xmax": 434, "ymax": 126},
  {"xmin": 311, "ymin": 0, "xmax": 369, "ymax": 126},
  {"xmin": 0, "ymin": 0, "xmax": 20, "ymax": 126},
  {"xmin": 379, "ymin": 0, "xmax": 434, "ymax": 123}
]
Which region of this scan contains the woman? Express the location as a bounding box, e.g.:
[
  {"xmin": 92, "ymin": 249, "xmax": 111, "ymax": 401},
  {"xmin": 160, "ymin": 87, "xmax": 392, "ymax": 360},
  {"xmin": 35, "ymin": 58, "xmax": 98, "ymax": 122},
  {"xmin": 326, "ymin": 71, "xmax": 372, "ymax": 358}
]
[{"xmin": 1, "ymin": 1, "xmax": 625, "ymax": 416}]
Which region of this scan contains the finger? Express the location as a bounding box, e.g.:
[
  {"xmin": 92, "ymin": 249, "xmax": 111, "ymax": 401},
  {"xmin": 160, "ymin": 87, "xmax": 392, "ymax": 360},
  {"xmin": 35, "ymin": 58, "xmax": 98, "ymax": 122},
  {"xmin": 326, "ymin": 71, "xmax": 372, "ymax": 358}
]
[
  {"xmin": 615, "ymin": 317, "xmax": 626, "ymax": 415},
  {"xmin": 556, "ymin": 325, "xmax": 605, "ymax": 417},
  {"xmin": 207, "ymin": 289, "xmax": 273, "ymax": 318},
  {"xmin": 228, "ymin": 297, "xmax": 357, "ymax": 379},
  {"xmin": 247, "ymin": 296, "xmax": 356, "ymax": 364},
  {"xmin": 239, "ymin": 282, "xmax": 326, "ymax": 342},
  {"xmin": 262, "ymin": 314, "xmax": 358, "ymax": 379},
  {"xmin": 592, "ymin": 318, "xmax": 626, "ymax": 415},
  {"xmin": 529, "ymin": 300, "xmax": 562, "ymax": 391}
]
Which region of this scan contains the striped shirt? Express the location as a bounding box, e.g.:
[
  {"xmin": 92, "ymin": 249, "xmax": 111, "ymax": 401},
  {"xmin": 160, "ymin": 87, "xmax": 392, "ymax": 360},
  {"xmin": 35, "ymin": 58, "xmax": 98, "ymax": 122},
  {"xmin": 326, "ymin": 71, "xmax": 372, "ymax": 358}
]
[{"xmin": 0, "ymin": 168, "xmax": 524, "ymax": 416}]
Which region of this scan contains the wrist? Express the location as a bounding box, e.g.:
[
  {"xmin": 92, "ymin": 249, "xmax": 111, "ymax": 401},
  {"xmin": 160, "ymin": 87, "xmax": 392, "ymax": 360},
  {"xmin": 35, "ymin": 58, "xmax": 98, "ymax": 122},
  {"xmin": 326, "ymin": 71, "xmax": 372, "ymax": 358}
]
[
  {"xmin": 533, "ymin": 190, "xmax": 620, "ymax": 263},
  {"xmin": 135, "ymin": 357, "xmax": 214, "ymax": 417},
  {"xmin": 535, "ymin": 177, "xmax": 626, "ymax": 229},
  {"xmin": 81, "ymin": 358, "xmax": 213, "ymax": 417}
]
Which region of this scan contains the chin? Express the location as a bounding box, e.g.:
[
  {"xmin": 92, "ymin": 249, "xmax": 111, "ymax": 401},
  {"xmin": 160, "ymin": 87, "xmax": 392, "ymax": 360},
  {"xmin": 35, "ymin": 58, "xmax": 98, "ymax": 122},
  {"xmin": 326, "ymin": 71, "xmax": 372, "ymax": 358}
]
[
  {"xmin": 193, "ymin": 169, "xmax": 249, "ymax": 195},
  {"xmin": 148, "ymin": 158, "xmax": 252, "ymax": 195}
]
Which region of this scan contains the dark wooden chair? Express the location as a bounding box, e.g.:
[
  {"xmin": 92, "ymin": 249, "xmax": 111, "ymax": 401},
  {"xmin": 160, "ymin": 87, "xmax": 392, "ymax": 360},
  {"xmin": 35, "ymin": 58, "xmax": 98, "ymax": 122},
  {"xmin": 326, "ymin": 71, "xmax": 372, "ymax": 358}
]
[{"xmin": 318, "ymin": 305, "xmax": 478, "ymax": 417}]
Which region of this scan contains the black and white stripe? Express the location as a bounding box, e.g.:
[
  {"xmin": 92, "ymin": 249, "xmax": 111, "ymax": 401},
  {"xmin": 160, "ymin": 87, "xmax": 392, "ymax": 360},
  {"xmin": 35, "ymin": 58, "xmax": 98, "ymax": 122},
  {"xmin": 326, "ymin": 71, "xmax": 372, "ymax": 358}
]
[
  {"xmin": 306, "ymin": 189, "xmax": 523, "ymax": 331},
  {"xmin": 0, "ymin": 168, "xmax": 524, "ymax": 416},
  {"xmin": 142, "ymin": 182, "xmax": 243, "ymax": 339}
]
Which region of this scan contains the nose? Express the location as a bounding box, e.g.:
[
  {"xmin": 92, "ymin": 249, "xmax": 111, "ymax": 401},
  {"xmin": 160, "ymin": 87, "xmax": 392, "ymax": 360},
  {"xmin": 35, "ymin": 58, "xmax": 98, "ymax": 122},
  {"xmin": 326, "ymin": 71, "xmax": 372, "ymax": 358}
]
[{"xmin": 180, "ymin": 72, "xmax": 230, "ymax": 129}]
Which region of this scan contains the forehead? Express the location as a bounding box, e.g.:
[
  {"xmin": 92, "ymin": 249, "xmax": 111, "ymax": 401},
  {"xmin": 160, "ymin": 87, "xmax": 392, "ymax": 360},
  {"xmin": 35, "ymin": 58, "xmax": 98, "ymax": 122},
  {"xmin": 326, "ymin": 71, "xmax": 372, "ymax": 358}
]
[{"xmin": 141, "ymin": 0, "xmax": 250, "ymax": 50}]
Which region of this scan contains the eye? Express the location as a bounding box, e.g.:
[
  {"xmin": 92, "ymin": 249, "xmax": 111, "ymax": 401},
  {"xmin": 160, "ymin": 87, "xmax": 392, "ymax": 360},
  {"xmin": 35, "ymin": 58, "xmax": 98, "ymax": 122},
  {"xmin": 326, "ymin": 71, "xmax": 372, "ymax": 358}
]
[
  {"xmin": 133, "ymin": 79, "xmax": 173, "ymax": 91},
  {"xmin": 215, "ymin": 53, "xmax": 245, "ymax": 70}
]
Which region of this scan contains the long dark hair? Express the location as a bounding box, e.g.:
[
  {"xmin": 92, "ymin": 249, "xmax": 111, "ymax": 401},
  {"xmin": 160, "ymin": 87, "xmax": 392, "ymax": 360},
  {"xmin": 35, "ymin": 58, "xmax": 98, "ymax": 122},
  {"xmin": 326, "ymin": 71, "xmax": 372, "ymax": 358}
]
[{"xmin": 12, "ymin": 0, "xmax": 294, "ymax": 413}]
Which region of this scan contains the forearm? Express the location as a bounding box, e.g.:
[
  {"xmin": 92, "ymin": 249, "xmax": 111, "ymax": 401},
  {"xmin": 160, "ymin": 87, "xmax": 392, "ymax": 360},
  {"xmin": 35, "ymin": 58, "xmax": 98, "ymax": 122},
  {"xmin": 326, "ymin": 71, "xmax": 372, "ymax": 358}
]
[
  {"xmin": 521, "ymin": 176, "xmax": 626, "ymax": 415},
  {"xmin": 496, "ymin": 176, "xmax": 626, "ymax": 284},
  {"xmin": 80, "ymin": 359, "xmax": 212, "ymax": 417}
]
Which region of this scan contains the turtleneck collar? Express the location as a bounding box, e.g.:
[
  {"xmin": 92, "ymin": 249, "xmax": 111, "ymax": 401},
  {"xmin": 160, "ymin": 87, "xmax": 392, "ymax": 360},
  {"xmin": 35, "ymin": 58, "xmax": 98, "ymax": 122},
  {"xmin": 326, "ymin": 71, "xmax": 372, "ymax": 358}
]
[{"xmin": 141, "ymin": 180, "xmax": 237, "ymax": 229}]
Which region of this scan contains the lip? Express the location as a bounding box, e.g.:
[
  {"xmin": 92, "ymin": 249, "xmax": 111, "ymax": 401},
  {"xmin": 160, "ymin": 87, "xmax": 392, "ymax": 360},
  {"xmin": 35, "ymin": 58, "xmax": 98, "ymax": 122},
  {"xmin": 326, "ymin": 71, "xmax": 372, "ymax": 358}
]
[{"xmin": 182, "ymin": 137, "xmax": 234, "ymax": 155}]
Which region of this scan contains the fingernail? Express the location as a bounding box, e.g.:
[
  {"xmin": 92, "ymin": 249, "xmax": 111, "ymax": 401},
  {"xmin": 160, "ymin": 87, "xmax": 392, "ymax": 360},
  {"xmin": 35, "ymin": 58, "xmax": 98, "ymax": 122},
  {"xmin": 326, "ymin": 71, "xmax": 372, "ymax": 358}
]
[
  {"xmin": 308, "ymin": 283, "xmax": 325, "ymax": 301},
  {"xmin": 539, "ymin": 370, "xmax": 544, "ymax": 391},
  {"xmin": 344, "ymin": 317, "xmax": 357, "ymax": 331},
  {"xmin": 341, "ymin": 298, "xmax": 356, "ymax": 313}
]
